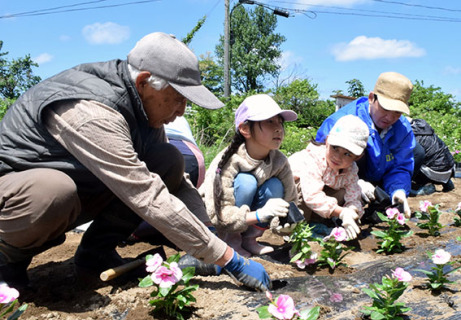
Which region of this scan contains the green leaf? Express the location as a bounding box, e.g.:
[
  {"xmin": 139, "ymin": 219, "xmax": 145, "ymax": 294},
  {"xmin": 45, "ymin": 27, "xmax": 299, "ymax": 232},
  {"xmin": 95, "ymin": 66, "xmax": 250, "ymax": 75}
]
[
  {"xmin": 299, "ymin": 306, "xmax": 320, "ymax": 320},
  {"xmin": 256, "ymin": 306, "xmax": 272, "ymax": 318}
]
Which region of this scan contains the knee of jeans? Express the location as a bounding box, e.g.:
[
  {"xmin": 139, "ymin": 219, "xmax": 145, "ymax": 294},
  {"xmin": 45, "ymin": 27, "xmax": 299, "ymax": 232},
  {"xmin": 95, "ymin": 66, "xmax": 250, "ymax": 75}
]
[
  {"xmin": 234, "ymin": 173, "xmax": 257, "ymax": 190},
  {"xmin": 261, "ymin": 177, "xmax": 284, "ymax": 198}
]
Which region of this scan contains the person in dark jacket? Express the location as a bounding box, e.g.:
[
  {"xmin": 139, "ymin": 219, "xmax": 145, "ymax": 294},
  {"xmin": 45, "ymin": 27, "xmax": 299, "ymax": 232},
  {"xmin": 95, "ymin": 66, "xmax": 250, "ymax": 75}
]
[
  {"xmin": 409, "ymin": 118, "xmax": 455, "ymax": 196},
  {"xmin": 0, "ymin": 32, "xmax": 271, "ymax": 292}
]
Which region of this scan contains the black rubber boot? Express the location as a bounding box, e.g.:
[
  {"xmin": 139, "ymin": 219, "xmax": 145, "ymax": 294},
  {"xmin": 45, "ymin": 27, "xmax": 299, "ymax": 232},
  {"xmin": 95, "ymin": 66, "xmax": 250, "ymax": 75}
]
[{"xmin": 74, "ymin": 198, "xmax": 143, "ymax": 282}]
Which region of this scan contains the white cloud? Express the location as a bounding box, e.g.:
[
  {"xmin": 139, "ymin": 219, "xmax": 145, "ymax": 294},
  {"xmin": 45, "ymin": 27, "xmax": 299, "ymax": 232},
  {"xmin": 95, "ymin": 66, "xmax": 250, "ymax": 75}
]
[
  {"xmin": 296, "ymin": 0, "xmax": 368, "ymax": 7},
  {"xmin": 331, "ymin": 36, "xmax": 426, "ymax": 61},
  {"xmin": 443, "ymin": 66, "xmax": 461, "ymax": 75},
  {"xmin": 82, "ymin": 22, "xmax": 130, "ymax": 45},
  {"xmin": 33, "ymin": 53, "xmax": 53, "ymax": 65},
  {"xmin": 278, "ymin": 51, "xmax": 304, "ymax": 70}
]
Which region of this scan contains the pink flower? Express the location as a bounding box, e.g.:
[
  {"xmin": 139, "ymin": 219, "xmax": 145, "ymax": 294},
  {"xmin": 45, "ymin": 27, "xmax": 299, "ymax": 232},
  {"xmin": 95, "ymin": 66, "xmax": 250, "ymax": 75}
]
[
  {"xmin": 295, "ymin": 253, "xmax": 317, "ymax": 269},
  {"xmin": 419, "ymin": 200, "xmax": 432, "ymax": 213},
  {"xmin": 146, "ymin": 253, "xmax": 163, "ymax": 273},
  {"xmin": 266, "ymin": 291, "xmax": 273, "ymax": 301},
  {"xmin": 0, "ymin": 283, "xmax": 19, "ymax": 304},
  {"xmin": 392, "ymin": 267, "xmax": 412, "ymax": 282},
  {"xmin": 268, "ymin": 294, "xmax": 297, "ymax": 320},
  {"xmin": 396, "ymin": 213, "xmax": 406, "ymax": 225},
  {"xmin": 151, "ymin": 262, "xmax": 183, "ymax": 288},
  {"xmin": 386, "ymin": 207, "xmax": 399, "ymax": 219},
  {"xmin": 432, "ymin": 249, "xmax": 451, "ymax": 265},
  {"xmin": 329, "ymin": 293, "xmax": 343, "ymax": 303},
  {"xmin": 330, "ymin": 227, "xmax": 348, "ymax": 242},
  {"xmin": 456, "ymin": 202, "xmax": 461, "ymax": 212}
]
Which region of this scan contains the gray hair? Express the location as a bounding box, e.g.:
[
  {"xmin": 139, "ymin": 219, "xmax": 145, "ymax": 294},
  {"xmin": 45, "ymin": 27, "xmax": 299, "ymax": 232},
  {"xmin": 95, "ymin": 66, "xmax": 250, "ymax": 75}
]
[{"xmin": 127, "ymin": 63, "xmax": 169, "ymax": 91}]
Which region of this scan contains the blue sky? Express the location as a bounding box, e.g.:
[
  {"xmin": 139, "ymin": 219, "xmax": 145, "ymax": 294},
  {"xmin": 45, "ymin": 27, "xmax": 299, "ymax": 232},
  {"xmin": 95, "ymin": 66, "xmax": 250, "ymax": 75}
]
[{"xmin": 1, "ymin": 0, "xmax": 460, "ymax": 101}]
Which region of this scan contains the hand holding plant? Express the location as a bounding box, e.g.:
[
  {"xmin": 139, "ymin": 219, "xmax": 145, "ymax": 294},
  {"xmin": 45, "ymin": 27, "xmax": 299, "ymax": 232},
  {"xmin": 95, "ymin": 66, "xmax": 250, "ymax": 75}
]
[
  {"xmin": 414, "ymin": 248, "xmax": 461, "ymax": 291},
  {"xmin": 257, "ymin": 291, "xmax": 320, "ymax": 320},
  {"xmin": 317, "ymin": 227, "xmax": 353, "ymax": 270},
  {"xmin": 139, "ymin": 253, "xmax": 198, "ymax": 320},
  {"xmin": 0, "ymin": 283, "xmax": 27, "ymax": 320},
  {"xmin": 415, "ymin": 200, "xmax": 443, "ymax": 236},
  {"xmin": 361, "ymin": 267, "xmax": 412, "ymax": 320},
  {"xmin": 287, "ymin": 222, "xmax": 317, "ymax": 269},
  {"xmin": 371, "ymin": 207, "xmax": 413, "ymax": 254}
]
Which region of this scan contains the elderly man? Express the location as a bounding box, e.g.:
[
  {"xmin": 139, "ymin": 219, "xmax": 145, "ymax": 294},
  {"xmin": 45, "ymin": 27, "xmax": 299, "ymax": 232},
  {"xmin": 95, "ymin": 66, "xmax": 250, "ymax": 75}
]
[
  {"xmin": 316, "ymin": 72, "xmax": 415, "ymax": 220},
  {"xmin": 0, "ymin": 32, "xmax": 270, "ymax": 292}
]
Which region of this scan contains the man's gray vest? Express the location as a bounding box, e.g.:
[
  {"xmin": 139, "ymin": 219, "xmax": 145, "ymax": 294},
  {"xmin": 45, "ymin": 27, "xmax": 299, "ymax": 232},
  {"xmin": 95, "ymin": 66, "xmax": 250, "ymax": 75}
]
[{"xmin": 0, "ymin": 60, "xmax": 165, "ymax": 191}]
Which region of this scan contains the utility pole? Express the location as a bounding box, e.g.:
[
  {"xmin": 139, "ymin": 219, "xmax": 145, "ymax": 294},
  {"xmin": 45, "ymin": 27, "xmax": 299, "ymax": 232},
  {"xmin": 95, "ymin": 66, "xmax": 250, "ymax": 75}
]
[{"xmin": 223, "ymin": 0, "xmax": 230, "ymax": 97}]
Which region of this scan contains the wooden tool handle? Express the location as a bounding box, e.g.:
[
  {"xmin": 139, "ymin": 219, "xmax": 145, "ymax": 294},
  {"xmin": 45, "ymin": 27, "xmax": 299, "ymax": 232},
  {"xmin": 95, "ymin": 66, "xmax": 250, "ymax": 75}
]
[{"xmin": 100, "ymin": 258, "xmax": 145, "ymax": 281}]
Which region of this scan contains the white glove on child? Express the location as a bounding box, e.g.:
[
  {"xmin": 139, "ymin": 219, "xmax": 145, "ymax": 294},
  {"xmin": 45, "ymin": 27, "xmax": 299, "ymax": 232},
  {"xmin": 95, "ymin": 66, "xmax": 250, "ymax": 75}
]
[
  {"xmin": 392, "ymin": 189, "xmax": 411, "ymax": 219},
  {"xmin": 339, "ymin": 208, "xmax": 361, "ymax": 240},
  {"xmin": 357, "ymin": 179, "xmax": 376, "ymax": 203},
  {"xmin": 256, "ymin": 198, "xmax": 289, "ymax": 223}
]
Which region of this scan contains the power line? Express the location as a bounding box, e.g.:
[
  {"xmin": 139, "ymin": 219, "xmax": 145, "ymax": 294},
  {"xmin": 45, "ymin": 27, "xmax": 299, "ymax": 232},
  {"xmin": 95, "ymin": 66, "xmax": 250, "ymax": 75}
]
[
  {"xmin": 0, "ymin": 0, "xmax": 161, "ymax": 19},
  {"xmin": 372, "ymin": 0, "xmax": 461, "ymax": 12},
  {"xmin": 261, "ymin": 0, "xmax": 461, "ymax": 22}
]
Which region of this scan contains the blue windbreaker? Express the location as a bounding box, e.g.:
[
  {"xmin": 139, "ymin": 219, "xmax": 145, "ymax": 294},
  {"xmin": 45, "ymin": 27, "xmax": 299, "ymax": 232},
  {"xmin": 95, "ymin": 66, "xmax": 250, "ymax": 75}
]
[{"xmin": 315, "ymin": 97, "xmax": 415, "ymax": 197}]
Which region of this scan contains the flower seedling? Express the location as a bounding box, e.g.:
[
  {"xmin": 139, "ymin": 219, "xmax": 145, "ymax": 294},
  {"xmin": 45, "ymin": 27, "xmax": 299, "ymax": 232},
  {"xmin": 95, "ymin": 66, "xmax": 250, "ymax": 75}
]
[
  {"xmin": 361, "ymin": 267, "xmax": 412, "ymax": 320},
  {"xmin": 414, "ymin": 249, "xmax": 461, "ymax": 291},
  {"xmin": 453, "ymin": 202, "xmax": 461, "ymax": 227},
  {"xmin": 287, "ymin": 222, "xmax": 317, "ymax": 269},
  {"xmin": 139, "ymin": 253, "xmax": 198, "ymax": 320},
  {"xmin": 0, "ymin": 283, "xmax": 27, "ymax": 320},
  {"xmin": 256, "ymin": 291, "xmax": 320, "ymax": 320},
  {"xmin": 371, "ymin": 207, "xmax": 413, "ymax": 254},
  {"xmin": 415, "ymin": 200, "xmax": 443, "ymax": 236},
  {"xmin": 316, "ymin": 227, "xmax": 353, "ymax": 270}
]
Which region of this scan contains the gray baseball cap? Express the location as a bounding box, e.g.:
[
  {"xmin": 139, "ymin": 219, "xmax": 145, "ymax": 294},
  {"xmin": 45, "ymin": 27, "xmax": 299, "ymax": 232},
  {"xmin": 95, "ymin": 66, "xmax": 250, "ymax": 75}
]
[{"xmin": 127, "ymin": 32, "xmax": 224, "ymax": 110}]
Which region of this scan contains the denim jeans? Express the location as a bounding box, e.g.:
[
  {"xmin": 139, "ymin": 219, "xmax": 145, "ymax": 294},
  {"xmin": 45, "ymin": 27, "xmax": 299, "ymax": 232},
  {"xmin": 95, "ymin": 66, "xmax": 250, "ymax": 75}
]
[{"xmin": 234, "ymin": 173, "xmax": 284, "ymax": 228}]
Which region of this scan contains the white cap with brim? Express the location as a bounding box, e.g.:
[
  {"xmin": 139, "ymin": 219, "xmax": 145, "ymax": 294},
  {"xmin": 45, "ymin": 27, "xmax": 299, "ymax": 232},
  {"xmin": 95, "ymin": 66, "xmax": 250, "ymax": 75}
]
[
  {"xmin": 373, "ymin": 71, "xmax": 413, "ymax": 115},
  {"xmin": 127, "ymin": 32, "xmax": 224, "ymax": 110},
  {"xmin": 327, "ymin": 115, "xmax": 370, "ymax": 156},
  {"xmin": 234, "ymin": 94, "xmax": 298, "ymax": 131}
]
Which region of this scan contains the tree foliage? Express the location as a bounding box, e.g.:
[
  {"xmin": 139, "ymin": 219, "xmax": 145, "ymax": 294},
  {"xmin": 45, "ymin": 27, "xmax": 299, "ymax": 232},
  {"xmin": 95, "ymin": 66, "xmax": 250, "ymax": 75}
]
[
  {"xmin": 408, "ymin": 80, "xmax": 460, "ymax": 116},
  {"xmin": 0, "ymin": 41, "xmax": 40, "ymax": 101},
  {"xmin": 199, "ymin": 52, "xmax": 223, "ymax": 96},
  {"xmin": 346, "ymin": 78, "xmax": 365, "ymax": 98},
  {"xmin": 182, "ymin": 16, "xmax": 207, "ymax": 46},
  {"xmin": 272, "ymin": 78, "xmax": 335, "ymax": 128},
  {"xmin": 215, "ymin": 5, "xmax": 286, "ymax": 93}
]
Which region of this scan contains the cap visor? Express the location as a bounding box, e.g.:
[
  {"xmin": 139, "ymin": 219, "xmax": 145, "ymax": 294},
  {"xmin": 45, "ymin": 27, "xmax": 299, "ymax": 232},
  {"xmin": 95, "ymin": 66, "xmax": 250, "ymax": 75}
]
[
  {"xmin": 377, "ymin": 95, "xmax": 410, "ymax": 115},
  {"xmin": 170, "ymin": 83, "xmax": 224, "ymax": 110},
  {"xmin": 328, "ymin": 137, "xmax": 363, "ymax": 156}
]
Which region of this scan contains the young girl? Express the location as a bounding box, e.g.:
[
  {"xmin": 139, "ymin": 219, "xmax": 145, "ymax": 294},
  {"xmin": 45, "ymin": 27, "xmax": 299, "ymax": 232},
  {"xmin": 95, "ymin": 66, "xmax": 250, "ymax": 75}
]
[
  {"xmin": 200, "ymin": 94, "xmax": 298, "ymax": 257},
  {"xmin": 288, "ymin": 115, "xmax": 370, "ymax": 240}
]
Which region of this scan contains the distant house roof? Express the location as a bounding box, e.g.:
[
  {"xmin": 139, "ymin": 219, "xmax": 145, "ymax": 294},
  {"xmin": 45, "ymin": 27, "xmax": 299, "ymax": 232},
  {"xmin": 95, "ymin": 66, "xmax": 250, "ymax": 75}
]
[{"xmin": 330, "ymin": 94, "xmax": 357, "ymax": 111}]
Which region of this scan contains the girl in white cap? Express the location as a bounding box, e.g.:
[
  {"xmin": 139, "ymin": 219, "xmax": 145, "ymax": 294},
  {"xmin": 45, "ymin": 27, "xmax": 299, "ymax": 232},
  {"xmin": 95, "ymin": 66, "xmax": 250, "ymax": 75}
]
[
  {"xmin": 288, "ymin": 115, "xmax": 370, "ymax": 240},
  {"xmin": 199, "ymin": 94, "xmax": 298, "ymax": 257}
]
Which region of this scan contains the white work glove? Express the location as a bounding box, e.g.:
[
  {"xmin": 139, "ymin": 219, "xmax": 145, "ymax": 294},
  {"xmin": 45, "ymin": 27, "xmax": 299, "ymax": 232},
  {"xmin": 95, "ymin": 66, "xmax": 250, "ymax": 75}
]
[
  {"xmin": 357, "ymin": 179, "xmax": 376, "ymax": 203},
  {"xmin": 339, "ymin": 208, "xmax": 361, "ymax": 240},
  {"xmin": 392, "ymin": 189, "xmax": 411, "ymax": 219},
  {"xmin": 256, "ymin": 198, "xmax": 289, "ymax": 223},
  {"xmin": 269, "ymin": 216, "xmax": 298, "ymax": 235}
]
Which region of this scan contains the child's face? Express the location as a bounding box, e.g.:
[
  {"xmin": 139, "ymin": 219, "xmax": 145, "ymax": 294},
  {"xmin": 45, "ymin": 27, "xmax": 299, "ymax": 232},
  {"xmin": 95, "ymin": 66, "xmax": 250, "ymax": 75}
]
[
  {"xmin": 242, "ymin": 115, "xmax": 285, "ymax": 159},
  {"xmin": 325, "ymin": 141, "xmax": 360, "ymax": 171}
]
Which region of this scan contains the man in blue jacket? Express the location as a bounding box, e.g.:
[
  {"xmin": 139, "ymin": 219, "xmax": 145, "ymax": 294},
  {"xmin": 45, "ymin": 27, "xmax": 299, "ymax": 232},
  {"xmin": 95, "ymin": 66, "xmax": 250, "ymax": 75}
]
[{"xmin": 316, "ymin": 72, "xmax": 415, "ymax": 220}]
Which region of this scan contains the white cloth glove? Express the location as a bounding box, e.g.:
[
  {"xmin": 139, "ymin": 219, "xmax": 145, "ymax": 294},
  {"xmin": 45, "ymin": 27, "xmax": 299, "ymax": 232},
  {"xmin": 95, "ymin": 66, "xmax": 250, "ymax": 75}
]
[
  {"xmin": 256, "ymin": 198, "xmax": 289, "ymax": 223},
  {"xmin": 357, "ymin": 179, "xmax": 376, "ymax": 203},
  {"xmin": 339, "ymin": 208, "xmax": 361, "ymax": 240},
  {"xmin": 392, "ymin": 189, "xmax": 411, "ymax": 218}
]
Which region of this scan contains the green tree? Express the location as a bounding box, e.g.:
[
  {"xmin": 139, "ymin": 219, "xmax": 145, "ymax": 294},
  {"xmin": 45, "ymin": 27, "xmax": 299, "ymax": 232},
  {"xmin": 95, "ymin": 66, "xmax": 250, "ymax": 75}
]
[
  {"xmin": 346, "ymin": 78, "xmax": 365, "ymax": 98},
  {"xmin": 272, "ymin": 78, "xmax": 335, "ymax": 128},
  {"xmin": 182, "ymin": 16, "xmax": 207, "ymax": 46},
  {"xmin": 199, "ymin": 52, "xmax": 223, "ymax": 96},
  {"xmin": 0, "ymin": 41, "xmax": 41, "ymax": 101},
  {"xmin": 215, "ymin": 5, "xmax": 286, "ymax": 93}
]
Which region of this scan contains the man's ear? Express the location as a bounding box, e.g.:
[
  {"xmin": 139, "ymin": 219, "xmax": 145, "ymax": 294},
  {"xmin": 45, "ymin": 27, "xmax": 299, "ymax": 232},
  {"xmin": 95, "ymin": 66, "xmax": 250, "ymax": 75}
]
[
  {"xmin": 135, "ymin": 72, "xmax": 152, "ymax": 94},
  {"xmin": 368, "ymin": 91, "xmax": 375, "ymax": 103},
  {"xmin": 238, "ymin": 123, "xmax": 251, "ymax": 139}
]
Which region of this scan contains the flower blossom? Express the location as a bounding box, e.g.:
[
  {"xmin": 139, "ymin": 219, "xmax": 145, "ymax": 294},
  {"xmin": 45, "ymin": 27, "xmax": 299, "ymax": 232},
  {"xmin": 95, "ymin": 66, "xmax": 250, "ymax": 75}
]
[
  {"xmin": 295, "ymin": 253, "xmax": 317, "ymax": 269},
  {"xmin": 386, "ymin": 207, "xmax": 399, "ymax": 219},
  {"xmin": 432, "ymin": 249, "xmax": 451, "ymax": 265},
  {"xmin": 0, "ymin": 283, "xmax": 19, "ymax": 304},
  {"xmin": 146, "ymin": 253, "xmax": 163, "ymax": 273},
  {"xmin": 151, "ymin": 262, "xmax": 183, "ymax": 288},
  {"xmin": 419, "ymin": 200, "xmax": 432, "ymax": 213},
  {"xmin": 396, "ymin": 213, "xmax": 406, "ymax": 225},
  {"xmin": 268, "ymin": 294, "xmax": 297, "ymax": 320},
  {"xmin": 329, "ymin": 293, "xmax": 343, "ymax": 303},
  {"xmin": 392, "ymin": 267, "xmax": 412, "ymax": 282},
  {"xmin": 456, "ymin": 202, "xmax": 461, "ymax": 212},
  {"xmin": 330, "ymin": 227, "xmax": 348, "ymax": 242}
]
